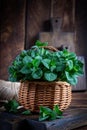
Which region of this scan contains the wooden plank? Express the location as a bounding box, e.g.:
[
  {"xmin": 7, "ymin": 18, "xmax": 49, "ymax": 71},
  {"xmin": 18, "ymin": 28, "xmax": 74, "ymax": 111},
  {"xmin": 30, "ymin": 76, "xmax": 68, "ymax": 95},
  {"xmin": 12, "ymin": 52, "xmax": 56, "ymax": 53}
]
[
  {"xmin": 45, "ymin": 109, "xmax": 87, "ymax": 130},
  {"xmin": 75, "ymin": 0, "xmax": 87, "ymax": 84},
  {"xmin": 0, "ymin": 112, "xmax": 22, "ymax": 130},
  {"xmin": 62, "ymin": 0, "xmax": 75, "ymax": 32},
  {"xmin": 0, "ymin": 108, "xmax": 87, "ymax": 130},
  {"xmin": 25, "ymin": 0, "xmax": 50, "ymax": 49},
  {"xmin": 39, "ymin": 17, "xmax": 75, "ymax": 52},
  {"xmin": 70, "ymin": 92, "xmax": 87, "ymax": 108},
  {"xmin": 25, "ymin": 0, "xmax": 75, "ymax": 48},
  {"xmin": 75, "ymin": 0, "xmax": 87, "ymax": 56},
  {"xmin": 0, "ymin": 0, "xmax": 26, "ymax": 80},
  {"xmin": 50, "ymin": 0, "xmax": 74, "ymax": 30},
  {"xmin": 74, "ymin": 125, "xmax": 87, "ymax": 130},
  {"xmin": 52, "ymin": 0, "xmax": 65, "ymax": 18}
]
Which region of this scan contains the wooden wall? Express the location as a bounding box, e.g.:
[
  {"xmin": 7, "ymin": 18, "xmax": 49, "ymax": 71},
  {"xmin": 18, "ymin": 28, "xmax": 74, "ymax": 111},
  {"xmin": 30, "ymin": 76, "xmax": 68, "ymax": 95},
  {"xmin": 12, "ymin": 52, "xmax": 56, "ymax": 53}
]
[
  {"xmin": 0, "ymin": 0, "xmax": 87, "ymax": 82},
  {"xmin": 0, "ymin": 0, "xmax": 26, "ymax": 80},
  {"xmin": 75, "ymin": 0, "xmax": 87, "ymax": 78},
  {"xmin": 25, "ymin": 0, "xmax": 75, "ymax": 49}
]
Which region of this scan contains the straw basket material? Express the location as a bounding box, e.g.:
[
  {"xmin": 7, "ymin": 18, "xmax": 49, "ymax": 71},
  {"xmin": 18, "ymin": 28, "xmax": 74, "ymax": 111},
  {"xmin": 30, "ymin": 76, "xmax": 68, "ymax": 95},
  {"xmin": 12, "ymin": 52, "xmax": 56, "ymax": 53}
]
[
  {"xmin": 18, "ymin": 81, "xmax": 72, "ymax": 112},
  {"xmin": 18, "ymin": 46, "xmax": 72, "ymax": 112}
]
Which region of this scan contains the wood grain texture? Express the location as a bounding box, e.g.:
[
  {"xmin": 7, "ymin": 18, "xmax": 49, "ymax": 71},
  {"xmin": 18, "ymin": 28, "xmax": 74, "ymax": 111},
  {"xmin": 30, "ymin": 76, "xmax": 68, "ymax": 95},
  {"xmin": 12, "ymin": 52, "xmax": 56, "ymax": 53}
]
[
  {"xmin": 74, "ymin": 125, "xmax": 87, "ymax": 130},
  {"xmin": 52, "ymin": 0, "xmax": 65, "ymax": 18},
  {"xmin": 39, "ymin": 19, "xmax": 75, "ymax": 52},
  {"xmin": 70, "ymin": 92, "xmax": 87, "ymax": 108},
  {"xmin": 75, "ymin": 0, "xmax": 87, "ymax": 85},
  {"xmin": 25, "ymin": 0, "xmax": 75, "ymax": 49},
  {"xmin": 62, "ymin": 0, "xmax": 75, "ymax": 32},
  {"xmin": 25, "ymin": 0, "xmax": 51, "ymax": 49},
  {"xmin": 0, "ymin": 108, "xmax": 87, "ymax": 130},
  {"xmin": 75, "ymin": 0, "xmax": 87, "ymax": 56},
  {"xmin": 0, "ymin": 0, "xmax": 26, "ymax": 80},
  {"xmin": 46, "ymin": 109, "xmax": 87, "ymax": 130}
]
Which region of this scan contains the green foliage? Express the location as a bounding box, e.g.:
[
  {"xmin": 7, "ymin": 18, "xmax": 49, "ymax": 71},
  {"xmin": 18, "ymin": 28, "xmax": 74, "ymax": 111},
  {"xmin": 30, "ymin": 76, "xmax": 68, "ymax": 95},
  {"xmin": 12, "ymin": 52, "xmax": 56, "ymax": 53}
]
[
  {"xmin": 39, "ymin": 105, "xmax": 63, "ymax": 121},
  {"xmin": 4, "ymin": 100, "xmax": 19, "ymax": 113},
  {"xmin": 21, "ymin": 110, "xmax": 31, "ymax": 115},
  {"xmin": 4, "ymin": 100, "xmax": 31, "ymax": 115},
  {"xmin": 8, "ymin": 40, "xmax": 84, "ymax": 85},
  {"xmin": 4, "ymin": 100, "xmax": 63, "ymax": 121}
]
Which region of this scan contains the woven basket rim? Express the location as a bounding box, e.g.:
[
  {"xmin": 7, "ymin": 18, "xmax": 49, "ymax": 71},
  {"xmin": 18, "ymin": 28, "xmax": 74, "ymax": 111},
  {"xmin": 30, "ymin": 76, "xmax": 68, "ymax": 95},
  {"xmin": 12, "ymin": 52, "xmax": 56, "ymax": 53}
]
[
  {"xmin": 19, "ymin": 80, "xmax": 72, "ymax": 112},
  {"xmin": 20, "ymin": 80, "xmax": 71, "ymax": 86}
]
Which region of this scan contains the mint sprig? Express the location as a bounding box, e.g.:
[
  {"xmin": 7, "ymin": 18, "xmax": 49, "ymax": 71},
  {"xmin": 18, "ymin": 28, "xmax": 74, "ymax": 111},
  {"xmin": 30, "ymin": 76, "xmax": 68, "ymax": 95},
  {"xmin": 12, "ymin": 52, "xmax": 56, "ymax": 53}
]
[
  {"xmin": 39, "ymin": 105, "xmax": 63, "ymax": 121},
  {"xmin": 4, "ymin": 100, "xmax": 63, "ymax": 121},
  {"xmin": 4, "ymin": 99, "xmax": 19, "ymax": 113}
]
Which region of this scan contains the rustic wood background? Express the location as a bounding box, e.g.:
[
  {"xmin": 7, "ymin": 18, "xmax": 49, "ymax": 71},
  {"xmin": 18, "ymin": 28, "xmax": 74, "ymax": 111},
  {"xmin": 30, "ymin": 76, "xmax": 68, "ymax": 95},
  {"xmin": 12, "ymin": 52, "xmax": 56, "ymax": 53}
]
[
  {"xmin": 0, "ymin": 0, "xmax": 25, "ymax": 80},
  {"xmin": 0, "ymin": 0, "xmax": 87, "ymax": 109}
]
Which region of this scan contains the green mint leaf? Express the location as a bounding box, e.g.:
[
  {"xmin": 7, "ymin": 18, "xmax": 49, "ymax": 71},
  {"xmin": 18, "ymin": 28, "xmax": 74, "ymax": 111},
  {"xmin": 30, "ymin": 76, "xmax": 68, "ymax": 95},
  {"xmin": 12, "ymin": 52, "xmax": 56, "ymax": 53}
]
[
  {"xmin": 32, "ymin": 59, "xmax": 41, "ymax": 68},
  {"xmin": 4, "ymin": 100, "xmax": 19, "ymax": 113},
  {"xmin": 44, "ymin": 72, "xmax": 57, "ymax": 81},
  {"xmin": 32, "ymin": 68, "xmax": 43, "ymax": 79},
  {"xmin": 22, "ymin": 110, "xmax": 31, "ymax": 115},
  {"xmin": 39, "ymin": 116, "xmax": 49, "ymax": 121},
  {"xmin": 41, "ymin": 59, "xmax": 51, "ymax": 69},
  {"xmin": 65, "ymin": 71, "xmax": 78, "ymax": 85},
  {"xmin": 20, "ymin": 66, "xmax": 31, "ymax": 74},
  {"xmin": 20, "ymin": 50, "xmax": 27, "ymax": 57},
  {"xmin": 35, "ymin": 40, "xmax": 48, "ymax": 46},
  {"xmin": 8, "ymin": 40, "xmax": 84, "ymax": 85},
  {"xmin": 53, "ymin": 105, "xmax": 63, "ymax": 116},
  {"xmin": 39, "ymin": 105, "xmax": 63, "ymax": 121},
  {"xmin": 23, "ymin": 56, "xmax": 33, "ymax": 64},
  {"xmin": 67, "ymin": 60, "xmax": 73, "ymax": 70}
]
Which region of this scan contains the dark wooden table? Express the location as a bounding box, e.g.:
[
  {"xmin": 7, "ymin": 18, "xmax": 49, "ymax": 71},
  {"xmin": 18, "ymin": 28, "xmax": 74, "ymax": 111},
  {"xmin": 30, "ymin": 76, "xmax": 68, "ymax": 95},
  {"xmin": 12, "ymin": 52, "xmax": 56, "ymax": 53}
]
[{"xmin": 0, "ymin": 107, "xmax": 87, "ymax": 130}]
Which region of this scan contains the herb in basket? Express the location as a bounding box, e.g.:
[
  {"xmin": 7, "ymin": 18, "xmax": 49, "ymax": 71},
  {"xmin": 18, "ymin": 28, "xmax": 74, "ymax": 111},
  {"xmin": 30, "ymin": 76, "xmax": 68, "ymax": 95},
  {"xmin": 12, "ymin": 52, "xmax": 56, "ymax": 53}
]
[
  {"xmin": 8, "ymin": 40, "xmax": 84, "ymax": 85},
  {"xmin": 8, "ymin": 40, "xmax": 84, "ymax": 113}
]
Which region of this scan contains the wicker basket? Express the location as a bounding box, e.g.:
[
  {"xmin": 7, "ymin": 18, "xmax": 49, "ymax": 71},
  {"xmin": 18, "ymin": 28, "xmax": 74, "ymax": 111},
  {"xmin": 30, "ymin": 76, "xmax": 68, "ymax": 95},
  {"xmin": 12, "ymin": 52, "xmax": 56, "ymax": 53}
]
[
  {"xmin": 18, "ymin": 81, "xmax": 72, "ymax": 112},
  {"xmin": 18, "ymin": 46, "xmax": 72, "ymax": 112}
]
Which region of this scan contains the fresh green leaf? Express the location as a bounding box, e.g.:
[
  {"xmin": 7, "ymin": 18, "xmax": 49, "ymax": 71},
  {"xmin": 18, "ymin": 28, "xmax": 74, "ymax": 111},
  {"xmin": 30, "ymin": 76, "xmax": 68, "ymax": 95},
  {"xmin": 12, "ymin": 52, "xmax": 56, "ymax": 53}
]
[
  {"xmin": 39, "ymin": 106, "xmax": 55, "ymax": 121},
  {"xmin": 50, "ymin": 65, "xmax": 56, "ymax": 72},
  {"xmin": 65, "ymin": 71, "xmax": 78, "ymax": 85},
  {"xmin": 56, "ymin": 62, "xmax": 65, "ymax": 72},
  {"xmin": 32, "ymin": 59, "xmax": 41, "ymax": 68},
  {"xmin": 39, "ymin": 105, "xmax": 63, "ymax": 121},
  {"xmin": 35, "ymin": 40, "xmax": 48, "ymax": 46},
  {"xmin": 41, "ymin": 59, "xmax": 51, "ymax": 69},
  {"xmin": 4, "ymin": 100, "xmax": 19, "ymax": 113},
  {"xmin": 20, "ymin": 66, "xmax": 31, "ymax": 74},
  {"xmin": 32, "ymin": 68, "xmax": 43, "ymax": 79},
  {"xmin": 8, "ymin": 40, "xmax": 84, "ymax": 85},
  {"xmin": 67, "ymin": 60, "xmax": 73, "ymax": 70},
  {"xmin": 21, "ymin": 110, "xmax": 31, "ymax": 115},
  {"xmin": 44, "ymin": 72, "xmax": 57, "ymax": 81},
  {"xmin": 20, "ymin": 50, "xmax": 27, "ymax": 57},
  {"xmin": 39, "ymin": 115, "xmax": 49, "ymax": 121},
  {"xmin": 23, "ymin": 56, "xmax": 32, "ymax": 64},
  {"xmin": 53, "ymin": 105, "xmax": 63, "ymax": 116}
]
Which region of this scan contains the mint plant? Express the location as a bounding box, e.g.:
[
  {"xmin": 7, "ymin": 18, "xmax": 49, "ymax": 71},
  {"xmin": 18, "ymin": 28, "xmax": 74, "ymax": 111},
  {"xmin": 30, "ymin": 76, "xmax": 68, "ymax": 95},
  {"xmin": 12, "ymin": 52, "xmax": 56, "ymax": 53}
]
[
  {"xmin": 4, "ymin": 100, "xmax": 19, "ymax": 113},
  {"xmin": 39, "ymin": 105, "xmax": 63, "ymax": 121},
  {"xmin": 4, "ymin": 99, "xmax": 63, "ymax": 121},
  {"xmin": 8, "ymin": 40, "xmax": 84, "ymax": 85}
]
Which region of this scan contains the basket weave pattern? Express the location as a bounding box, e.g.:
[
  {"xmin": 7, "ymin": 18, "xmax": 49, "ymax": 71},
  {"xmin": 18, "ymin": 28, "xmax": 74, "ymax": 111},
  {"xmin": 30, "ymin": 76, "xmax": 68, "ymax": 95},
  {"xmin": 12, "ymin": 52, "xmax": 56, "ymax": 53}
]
[{"xmin": 18, "ymin": 81, "xmax": 72, "ymax": 112}]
